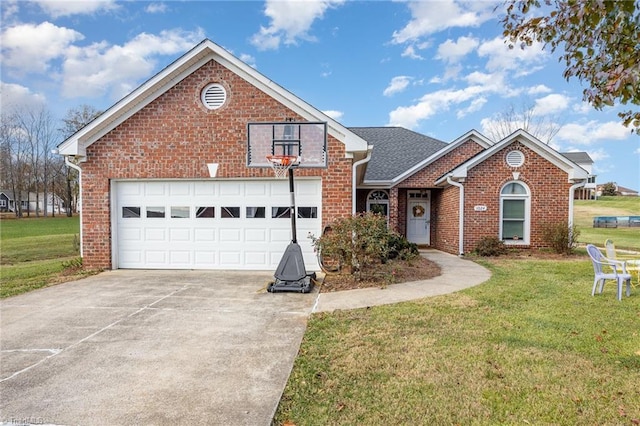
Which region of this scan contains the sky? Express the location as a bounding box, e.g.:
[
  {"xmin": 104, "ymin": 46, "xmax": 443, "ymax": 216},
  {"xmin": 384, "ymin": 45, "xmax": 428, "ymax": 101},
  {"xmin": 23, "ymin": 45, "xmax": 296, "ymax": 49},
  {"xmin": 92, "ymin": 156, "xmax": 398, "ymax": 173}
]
[{"xmin": 1, "ymin": 0, "xmax": 639, "ymax": 190}]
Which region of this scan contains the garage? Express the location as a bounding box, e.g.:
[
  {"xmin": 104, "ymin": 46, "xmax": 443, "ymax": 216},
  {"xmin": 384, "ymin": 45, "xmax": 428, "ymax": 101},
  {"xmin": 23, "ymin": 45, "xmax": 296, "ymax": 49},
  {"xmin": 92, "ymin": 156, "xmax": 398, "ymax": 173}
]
[{"xmin": 112, "ymin": 179, "xmax": 322, "ymax": 270}]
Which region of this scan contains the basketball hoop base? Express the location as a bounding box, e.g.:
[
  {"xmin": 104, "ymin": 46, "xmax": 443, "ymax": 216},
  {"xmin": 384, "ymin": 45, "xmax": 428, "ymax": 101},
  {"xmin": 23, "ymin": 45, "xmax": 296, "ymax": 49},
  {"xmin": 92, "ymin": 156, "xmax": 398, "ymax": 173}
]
[{"xmin": 267, "ymin": 242, "xmax": 316, "ymax": 293}]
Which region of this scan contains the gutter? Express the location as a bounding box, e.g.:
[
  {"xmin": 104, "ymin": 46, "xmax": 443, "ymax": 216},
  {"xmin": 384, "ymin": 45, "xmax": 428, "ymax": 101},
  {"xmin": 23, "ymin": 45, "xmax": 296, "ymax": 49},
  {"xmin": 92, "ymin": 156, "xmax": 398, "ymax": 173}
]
[
  {"xmin": 568, "ymin": 180, "xmax": 586, "ymax": 243},
  {"xmin": 65, "ymin": 156, "xmax": 84, "ymax": 258},
  {"xmin": 447, "ymin": 176, "xmax": 465, "ymax": 256},
  {"xmin": 352, "ymin": 146, "xmax": 373, "ymax": 214}
]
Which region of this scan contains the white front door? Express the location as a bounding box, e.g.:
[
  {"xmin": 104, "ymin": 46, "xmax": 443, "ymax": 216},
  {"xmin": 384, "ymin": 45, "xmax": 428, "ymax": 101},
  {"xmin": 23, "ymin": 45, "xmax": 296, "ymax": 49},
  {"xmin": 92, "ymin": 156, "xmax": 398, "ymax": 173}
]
[{"xmin": 407, "ymin": 191, "xmax": 430, "ymax": 245}]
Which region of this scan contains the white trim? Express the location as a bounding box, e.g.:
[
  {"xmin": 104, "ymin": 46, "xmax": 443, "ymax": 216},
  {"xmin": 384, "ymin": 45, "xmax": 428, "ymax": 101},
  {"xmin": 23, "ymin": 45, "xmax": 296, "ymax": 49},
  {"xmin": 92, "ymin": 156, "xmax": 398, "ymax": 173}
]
[
  {"xmin": 499, "ymin": 181, "xmax": 531, "ymax": 245},
  {"xmin": 366, "ymin": 189, "xmax": 390, "ymax": 217},
  {"xmin": 57, "ymin": 39, "xmax": 368, "ymax": 159}
]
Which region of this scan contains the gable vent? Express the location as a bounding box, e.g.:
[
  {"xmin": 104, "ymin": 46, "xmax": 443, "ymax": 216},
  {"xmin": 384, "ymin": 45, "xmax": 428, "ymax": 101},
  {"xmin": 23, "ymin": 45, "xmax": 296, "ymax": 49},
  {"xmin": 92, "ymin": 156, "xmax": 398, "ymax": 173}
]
[
  {"xmin": 201, "ymin": 83, "xmax": 227, "ymax": 110},
  {"xmin": 506, "ymin": 150, "xmax": 524, "ymax": 167}
]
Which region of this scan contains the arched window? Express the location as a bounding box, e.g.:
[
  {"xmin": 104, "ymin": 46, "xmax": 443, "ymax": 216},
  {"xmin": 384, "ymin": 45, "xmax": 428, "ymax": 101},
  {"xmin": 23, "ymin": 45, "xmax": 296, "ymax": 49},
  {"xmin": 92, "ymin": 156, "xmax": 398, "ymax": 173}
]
[
  {"xmin": 367, "ymin": 190, "xmax": 389, "ymax": 217},
  {"xmin": 500, "ymin": 181, "xmax": 530, "ymax": 244}
]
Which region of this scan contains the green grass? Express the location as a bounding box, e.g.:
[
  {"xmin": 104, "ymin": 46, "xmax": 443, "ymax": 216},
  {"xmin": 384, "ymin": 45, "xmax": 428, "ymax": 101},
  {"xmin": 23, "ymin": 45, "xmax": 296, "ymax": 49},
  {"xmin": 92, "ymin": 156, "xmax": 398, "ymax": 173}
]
[
  {"xmin": 274, "ymin": 256, "xmax": 640, "ymax": 425},
  {"xmin": 574, "ymin": 196, "xmax": 640, "ymax": 250},
  {"xmin": 0, "ymin": 215, "xmax": 89, "ymax": 298}
]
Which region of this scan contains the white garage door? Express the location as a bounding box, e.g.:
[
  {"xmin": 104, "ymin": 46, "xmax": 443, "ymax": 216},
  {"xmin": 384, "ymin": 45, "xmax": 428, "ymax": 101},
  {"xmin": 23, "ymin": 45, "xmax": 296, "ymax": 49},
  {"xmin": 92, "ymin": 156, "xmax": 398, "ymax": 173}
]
[{"xmin": 113, "ymin": 179, "xmax": 322, "ymax": 270}]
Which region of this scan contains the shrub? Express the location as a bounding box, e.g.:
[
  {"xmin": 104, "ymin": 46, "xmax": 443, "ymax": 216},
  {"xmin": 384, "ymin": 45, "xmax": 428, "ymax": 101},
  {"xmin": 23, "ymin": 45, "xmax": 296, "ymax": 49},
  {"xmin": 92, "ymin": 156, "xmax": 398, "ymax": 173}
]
[
  {"xmin": 311, "ymin": 212, "xmax": 417, "ymax": 279},
  {"xmin": 541, "ymin": 221, "xmax": 580, "ymax": 255},
  {"xmin": 474, "ymin": 236, "xmax": 507, "ymax": 256}
]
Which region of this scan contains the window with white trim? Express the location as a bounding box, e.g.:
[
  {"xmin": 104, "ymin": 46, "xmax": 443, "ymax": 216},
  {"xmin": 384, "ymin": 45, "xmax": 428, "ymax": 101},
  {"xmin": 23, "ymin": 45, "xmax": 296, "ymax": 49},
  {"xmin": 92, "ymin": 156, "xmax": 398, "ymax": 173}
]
[
  {"xmin": 366, "ymin": 190, "xmax": 389, "ymax": 217},
  {"xmin": 500, "ymin": 181, "xmax": 530, "ymax": 244}
]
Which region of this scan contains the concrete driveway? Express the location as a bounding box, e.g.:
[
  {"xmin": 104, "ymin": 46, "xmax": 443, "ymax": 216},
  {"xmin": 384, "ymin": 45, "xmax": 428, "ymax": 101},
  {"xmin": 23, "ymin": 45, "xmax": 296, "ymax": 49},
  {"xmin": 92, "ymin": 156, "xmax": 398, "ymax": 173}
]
[{"xmin": 1, "ymin": 270, "xmax": 315, "ymax": 426}]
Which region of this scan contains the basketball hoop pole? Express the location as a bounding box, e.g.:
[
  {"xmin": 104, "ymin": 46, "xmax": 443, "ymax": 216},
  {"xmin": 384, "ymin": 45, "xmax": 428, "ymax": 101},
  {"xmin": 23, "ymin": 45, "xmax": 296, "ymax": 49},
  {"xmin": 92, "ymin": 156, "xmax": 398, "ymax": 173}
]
[{"xmin": 288, "ymin": 167, "xmax": 297, "ymax": 244}]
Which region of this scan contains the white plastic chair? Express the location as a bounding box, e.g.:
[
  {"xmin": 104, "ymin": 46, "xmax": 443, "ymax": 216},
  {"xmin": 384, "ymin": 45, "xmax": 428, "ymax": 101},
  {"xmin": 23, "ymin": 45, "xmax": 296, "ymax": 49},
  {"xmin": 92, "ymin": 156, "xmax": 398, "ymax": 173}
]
[
  {"xmin": 586, "ymin": 244, "xmax": 632, "ymax": 301},
  {"xmin": 604, "ymin": 239, "xmax": 640, "ymax": 286}
]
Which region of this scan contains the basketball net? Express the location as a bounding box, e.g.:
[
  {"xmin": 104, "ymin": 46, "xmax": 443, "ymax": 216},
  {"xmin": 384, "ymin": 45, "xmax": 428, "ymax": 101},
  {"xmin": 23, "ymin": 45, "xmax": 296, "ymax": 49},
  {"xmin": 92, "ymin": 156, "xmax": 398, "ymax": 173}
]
[{"xmin": 266, "ymin": 155, "xmax": 300, "ymax": 179}]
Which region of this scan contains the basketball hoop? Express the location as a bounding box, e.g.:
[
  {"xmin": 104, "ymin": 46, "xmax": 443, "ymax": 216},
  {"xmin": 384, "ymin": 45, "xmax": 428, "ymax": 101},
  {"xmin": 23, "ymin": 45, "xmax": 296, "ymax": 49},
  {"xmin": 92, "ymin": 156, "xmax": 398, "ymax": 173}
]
[{"xmin": 266, "ymin": 155, "xmax": 300, "ymax": 179}]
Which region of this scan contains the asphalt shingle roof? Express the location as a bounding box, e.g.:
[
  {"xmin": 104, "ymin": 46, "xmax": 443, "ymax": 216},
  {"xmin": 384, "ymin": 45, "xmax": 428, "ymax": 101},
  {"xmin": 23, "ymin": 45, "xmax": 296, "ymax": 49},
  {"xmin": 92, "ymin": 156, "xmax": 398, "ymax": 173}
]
[
  {"xmin": 349, "ymin": 127, "xmax": 448, "ymax": 182},
  {"xmin": 561, "ymin": 152, "xmax": 593, "ymax": 165}
]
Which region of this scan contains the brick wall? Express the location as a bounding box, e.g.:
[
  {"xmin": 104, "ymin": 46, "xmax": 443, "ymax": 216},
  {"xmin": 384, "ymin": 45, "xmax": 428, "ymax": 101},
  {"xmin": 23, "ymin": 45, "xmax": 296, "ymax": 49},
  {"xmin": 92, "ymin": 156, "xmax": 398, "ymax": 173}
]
[
  {"xmin": 452, "ymin": 141, "xmax": 572, "ymax": 254},
  {"xmin": 80, "ymin": 60, "xmax": 353, "ymax": 269}
]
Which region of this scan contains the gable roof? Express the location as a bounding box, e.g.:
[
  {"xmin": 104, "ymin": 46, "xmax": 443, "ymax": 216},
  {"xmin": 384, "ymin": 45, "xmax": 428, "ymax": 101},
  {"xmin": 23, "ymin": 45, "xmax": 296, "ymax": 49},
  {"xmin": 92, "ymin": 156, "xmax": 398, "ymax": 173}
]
[
  {"xmin": 349, "ymin": 127, "xmax": 447, "ymax": 184},
  {"xmin": 561, "ymin": 151, "xmax": 593, "ymax": 165},
  {"xmin": 57, "ymin": 39, "xmax": 368, "ymax": 158},
  {"xmin": 435, "ymin": 129, "xmax": 589, "ymax": 185}
]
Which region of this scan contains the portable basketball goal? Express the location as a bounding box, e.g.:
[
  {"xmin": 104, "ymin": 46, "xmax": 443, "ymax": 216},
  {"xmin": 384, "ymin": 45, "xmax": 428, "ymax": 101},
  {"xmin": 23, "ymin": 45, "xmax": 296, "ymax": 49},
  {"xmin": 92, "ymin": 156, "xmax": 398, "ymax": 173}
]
[{"xmin": 247, "ymin": 122, "xmax": 327, "ymax": 293}]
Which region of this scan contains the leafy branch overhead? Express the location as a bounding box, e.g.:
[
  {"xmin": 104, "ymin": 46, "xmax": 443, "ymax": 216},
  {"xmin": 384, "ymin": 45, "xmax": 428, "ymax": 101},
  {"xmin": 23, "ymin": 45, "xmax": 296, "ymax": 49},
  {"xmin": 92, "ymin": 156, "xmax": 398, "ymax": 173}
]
[{"xmin": 501, "ymin": 0, "xmax": 640, "ymax": 133}]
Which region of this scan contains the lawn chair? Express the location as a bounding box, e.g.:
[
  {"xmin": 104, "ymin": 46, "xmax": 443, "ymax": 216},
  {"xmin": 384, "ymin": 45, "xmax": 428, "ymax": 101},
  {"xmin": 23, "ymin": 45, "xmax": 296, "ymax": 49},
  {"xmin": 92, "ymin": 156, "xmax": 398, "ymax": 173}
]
[
  {"xmin": 604, "ymin": 239, "xmax": 640, "ymax": 286},
  {"xmin": 586, "ymin": 244, "xmax": 632, "ymax": 301}
]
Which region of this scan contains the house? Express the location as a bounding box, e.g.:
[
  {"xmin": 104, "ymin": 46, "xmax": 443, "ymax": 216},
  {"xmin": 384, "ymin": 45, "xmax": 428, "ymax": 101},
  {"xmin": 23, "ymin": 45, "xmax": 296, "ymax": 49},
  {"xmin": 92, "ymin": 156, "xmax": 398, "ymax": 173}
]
[
  {"xmin": 0, "ymin": 190, "xmax": 65, "ymax": 214},
  {"xmin": 57, "ymin": 39, "xmax": 589, "ymax": 271},
  {"xmin": 561, "ymin": 152, "xmax": 596, "ymax": 199},
  {"xmin": 596, "ymin": 183, "xmax": 639, "ymax": 197}
]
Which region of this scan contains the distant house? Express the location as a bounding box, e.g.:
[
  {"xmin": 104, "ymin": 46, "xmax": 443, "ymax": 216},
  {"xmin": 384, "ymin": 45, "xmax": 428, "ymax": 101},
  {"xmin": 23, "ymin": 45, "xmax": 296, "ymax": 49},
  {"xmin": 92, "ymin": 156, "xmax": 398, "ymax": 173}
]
[
  {"xmin": 57, "ymin": 39, "xmax": 589, "ymax": 271},
  {"xmin": 561, "ymin": 152, "xmax": 596, "ymax": 199},
  {"xmin": 0, "ymin": 190, "xmax": 65, "ymax": 214},
  {"xmin": 596, "ymin": 184, "xmax": 639, "ymax": 197}
]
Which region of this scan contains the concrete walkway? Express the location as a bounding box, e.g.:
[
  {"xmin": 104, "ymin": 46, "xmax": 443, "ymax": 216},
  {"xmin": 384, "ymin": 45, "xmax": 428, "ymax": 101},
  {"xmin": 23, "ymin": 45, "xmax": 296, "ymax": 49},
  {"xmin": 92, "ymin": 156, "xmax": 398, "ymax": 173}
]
[
  {"xmin": 313, "ymin": 249, "xmax": 491, "ymax": 312},
  {"xmin": 0, "ymin": 250, "xmax": 490, "ymax": 426}
]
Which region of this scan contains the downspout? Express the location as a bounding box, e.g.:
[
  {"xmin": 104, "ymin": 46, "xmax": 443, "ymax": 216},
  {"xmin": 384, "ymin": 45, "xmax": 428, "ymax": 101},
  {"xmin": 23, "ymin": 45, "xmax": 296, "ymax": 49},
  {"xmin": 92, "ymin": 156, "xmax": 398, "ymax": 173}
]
[
  {"xmin": 447, "ymin": 176, "xmax": 465, "ymax": 256},
  {"xmin": 65, "ymin": 156, "xmax": 83, "ymax": 257},
  {"xmin": 352, "ymin": 147, "xmax": 373, "ymax": 214},
  {"xmin": 568, "ymin": 180, "xmax": 586, "ymax": 244}
]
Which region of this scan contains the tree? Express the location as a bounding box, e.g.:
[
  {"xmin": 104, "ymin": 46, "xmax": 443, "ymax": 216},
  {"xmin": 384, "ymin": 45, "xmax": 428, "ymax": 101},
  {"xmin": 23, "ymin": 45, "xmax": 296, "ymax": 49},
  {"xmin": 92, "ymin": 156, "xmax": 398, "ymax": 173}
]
[
  {"xmin": 501, "ymin": 0, "xmax": 640, "ymax": 133},
  {"xmin": 600, "ymin": 181, "xmax": 618, "ymax": 196},
  {"xmin": 59, "ymin": 105, "xmax": 102, "ymax": 216},
  {"xmin": 482, "ymin": 100, "xmax": 562, "ymax": 143}
]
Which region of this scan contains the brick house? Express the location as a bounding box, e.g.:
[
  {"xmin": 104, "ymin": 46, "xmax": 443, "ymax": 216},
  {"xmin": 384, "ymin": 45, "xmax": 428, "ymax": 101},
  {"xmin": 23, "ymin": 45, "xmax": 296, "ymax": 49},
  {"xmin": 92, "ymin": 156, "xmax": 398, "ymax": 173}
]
[{"xmin": 58, "ymin": 39, "xmax": 589, "ymax": 271}]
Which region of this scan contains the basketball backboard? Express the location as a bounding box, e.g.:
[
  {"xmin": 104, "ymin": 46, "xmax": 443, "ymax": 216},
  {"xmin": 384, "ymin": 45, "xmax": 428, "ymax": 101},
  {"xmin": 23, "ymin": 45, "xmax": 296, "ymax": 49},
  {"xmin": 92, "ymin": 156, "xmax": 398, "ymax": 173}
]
[{"xmin": 247, "ymin": 122, "xmax": 327, "ymax": 168}]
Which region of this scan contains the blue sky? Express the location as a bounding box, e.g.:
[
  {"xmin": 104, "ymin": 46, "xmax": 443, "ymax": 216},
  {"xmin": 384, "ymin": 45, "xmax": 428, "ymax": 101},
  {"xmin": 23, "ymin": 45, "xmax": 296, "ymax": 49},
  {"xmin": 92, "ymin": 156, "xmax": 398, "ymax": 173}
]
[{"xmin": 2, "ymin": 0, "xmax": 639, "ymax": 190}]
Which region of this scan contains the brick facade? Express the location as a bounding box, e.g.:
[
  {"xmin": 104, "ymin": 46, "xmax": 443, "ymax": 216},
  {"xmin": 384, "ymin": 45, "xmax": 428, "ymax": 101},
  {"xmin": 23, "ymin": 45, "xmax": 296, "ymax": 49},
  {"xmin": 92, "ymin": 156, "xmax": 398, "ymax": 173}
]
[
  {"xmin": 357, "ymin": 139, "xmax": 575, "ymax": 256},
  {"xmin": 80, "ymin": 60, "xmax": 353, "ymax": 269}
]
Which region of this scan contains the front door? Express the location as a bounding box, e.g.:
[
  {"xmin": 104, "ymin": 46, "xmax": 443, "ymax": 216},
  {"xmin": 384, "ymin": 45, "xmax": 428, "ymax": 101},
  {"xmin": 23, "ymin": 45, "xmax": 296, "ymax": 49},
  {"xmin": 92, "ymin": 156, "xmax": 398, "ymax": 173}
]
[{"xmin": 407, "ymin": 190, "xmax": 430, "ymax": 245}]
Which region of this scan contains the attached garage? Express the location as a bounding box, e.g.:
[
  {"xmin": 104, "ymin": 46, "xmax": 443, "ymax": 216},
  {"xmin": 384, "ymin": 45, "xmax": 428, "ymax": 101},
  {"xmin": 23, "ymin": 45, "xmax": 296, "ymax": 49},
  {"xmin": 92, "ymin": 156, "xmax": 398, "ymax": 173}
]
[{"xmin": 112, "ymin": 179, "xmax": 322, "ymax": 270}]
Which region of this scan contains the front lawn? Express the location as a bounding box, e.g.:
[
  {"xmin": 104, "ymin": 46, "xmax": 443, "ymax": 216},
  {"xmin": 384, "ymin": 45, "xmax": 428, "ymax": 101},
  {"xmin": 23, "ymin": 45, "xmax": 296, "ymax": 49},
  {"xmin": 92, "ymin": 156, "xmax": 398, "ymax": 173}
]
[{"xmin": 274, "ymin": 255, "xmax": 640, "ymax": 425}]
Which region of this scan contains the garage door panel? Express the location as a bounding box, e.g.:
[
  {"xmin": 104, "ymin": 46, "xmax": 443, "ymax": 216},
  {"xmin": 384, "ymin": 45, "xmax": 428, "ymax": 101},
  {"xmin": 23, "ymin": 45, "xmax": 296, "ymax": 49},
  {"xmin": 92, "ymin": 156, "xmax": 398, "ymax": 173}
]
[
  {"xmin": 169, "ymin": 228, "xmax": 191, "ymax": 242},
  {"xmin": 145, "ymin": 228, "xmax": 166, "ymax": 241},
  {"xmin": 194, "ymin": 228, "xmax": 216, "ymax": 242},
  {"xmin": 115, "ymin": 179, "xmax": 321, "ymax": 270}
]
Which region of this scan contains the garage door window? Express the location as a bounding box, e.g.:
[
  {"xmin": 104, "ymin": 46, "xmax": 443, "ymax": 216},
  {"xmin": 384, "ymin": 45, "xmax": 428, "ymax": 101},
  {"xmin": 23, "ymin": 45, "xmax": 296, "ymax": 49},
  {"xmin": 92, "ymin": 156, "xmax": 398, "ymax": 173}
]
[
  {"xmin": 272, "ymin": 207, "xmax": 290, "ymax": 218},
  {"xmin": 171, "ymin": 206, "xmax": 189, "ymax": 218},
  {"xmin": 222, "ymin": 207, "xmax": 240, "ymax": 218},
  {"xmin": 246, "ymin": 207, "xmax": 266, "ymax": 218},
  {"xmin": 123, "ymin": 207, "xmax": 140, "ymax": 218},
  {"xmin": 147, "ymin": 207, "xmax": 165, "ymax": 218},
  {"xmin": 298, "ymin": 207, "xmax": 318, "ymax": 218},
  {"xmin": 196, "ymin": 207, "xmax": 215, "ymax": 218}
]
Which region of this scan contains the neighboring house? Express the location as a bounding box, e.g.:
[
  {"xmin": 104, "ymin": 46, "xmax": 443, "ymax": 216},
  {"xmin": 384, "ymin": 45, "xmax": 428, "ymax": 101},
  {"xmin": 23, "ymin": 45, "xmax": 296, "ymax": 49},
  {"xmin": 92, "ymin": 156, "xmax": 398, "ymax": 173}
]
[
  {"xmin": 57, "ymin": 39, "xmax": 589, "ymax": 271},
  {"xmin": 0, "ymin": 190, "xmax": 65, "ymax": 214},
  {"xmin": 596, "ymin": 184, "xmax": 639, "ymax": 197},
  {"xmin": 561, "ymin": 152, "xmax": 596, "ymax": 199}
]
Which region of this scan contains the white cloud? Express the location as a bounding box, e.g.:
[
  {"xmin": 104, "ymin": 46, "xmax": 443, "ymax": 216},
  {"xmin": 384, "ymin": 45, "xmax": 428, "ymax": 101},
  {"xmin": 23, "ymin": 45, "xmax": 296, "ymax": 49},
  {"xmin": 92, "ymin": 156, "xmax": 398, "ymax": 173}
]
[
  {"xmin": 34, "ymin": 0, "xmax": 118, "ymax": 18},
  {"xmin": 251, "ymin": 0, "xmax": 345, "ymax": 50},
  {"xmin": 401, "ymin": 45, "xmax": 424, "ymax": 60},
  {"xmin": 477, "ymin": 36, "xmax": 547, "ymax": 73},
  {"xmin": 0, "ymin": 82, "xmax": 46, "ymax": 114},
  {"xmin": 389, "ymin": 84, "xmax": 491, "ymax": 129},
  {"xmin": 239, "ymin": 53, "xmax": 257, "ymax": 68},
  {"xmin": 146, "ymin": 3, "xmax": 168, "ymax": 14},
  {"xmin": 322, "ymin": 110, "xmax": 343, "ymax": 121},
  {"xmin": 435, "ymin": 36, "xmax": 479, "ymax": 64},
  {"xmin": 556, "ymin": 121, "xmax": 632, "ymax": 145},
  {"xmin": 61, "ymin": 29, "xmax": 205, "ymax": 99},
  {"xmin": 392, "ymin": 0, "xmax": 495, "ymax": 44},
  {"xmin": 383, "ymin": 76, "xmax": 412, "ymax": 97},
  {"xmin": 1, "ymin": 22, "xmax": 83, "ymax": 74},
  {"xmin": 527, "ymin": 85, "xmax": 552, "ymax": 95},
  {"xmin": 534, "ymin": 94, "xmax": 570, "ymax": 115},
  {"xmin": 457, "ymin": 97, "xmax": 487, "ymax": 118}
]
